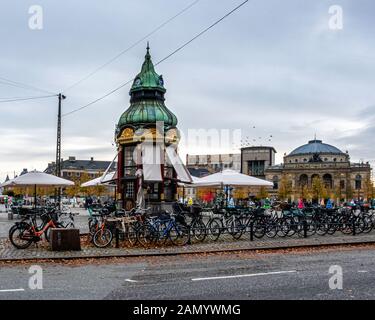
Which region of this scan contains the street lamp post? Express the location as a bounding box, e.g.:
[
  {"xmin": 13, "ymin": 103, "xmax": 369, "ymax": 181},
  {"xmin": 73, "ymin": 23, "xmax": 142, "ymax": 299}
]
[{"xmin": 56, "ymin": 93, "xmax": 66, "ymax": 209}]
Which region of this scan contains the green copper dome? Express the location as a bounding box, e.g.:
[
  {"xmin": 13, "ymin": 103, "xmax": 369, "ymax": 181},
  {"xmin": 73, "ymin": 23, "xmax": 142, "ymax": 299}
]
[
  {"xmin": 117, "ymin": 44, "xmax": 178, "ymax": 133},
  {"xmin": 118, "ymin": 100, "xmax": 178, "ymax": 128},
  {"xmin": 130, "ymin": 44, "xmax": 166, "ymax": 93}
]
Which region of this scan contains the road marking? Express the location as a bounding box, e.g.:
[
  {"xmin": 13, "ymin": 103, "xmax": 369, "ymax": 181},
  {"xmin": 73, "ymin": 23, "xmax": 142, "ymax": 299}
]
[
  {"xmin": 0, "ymin": 288, "xmax": 25, "ymax": 293},
  {"xmin": 125, "ymin": 279, "xmax": 139, "ymax": 283},
  {"xmin": 192, "ymin": 270, "xmax": 297, "ymax": 282},
  {"xmin": 358, "ymin": 270, "xmax": 368, "ymax": 273}
]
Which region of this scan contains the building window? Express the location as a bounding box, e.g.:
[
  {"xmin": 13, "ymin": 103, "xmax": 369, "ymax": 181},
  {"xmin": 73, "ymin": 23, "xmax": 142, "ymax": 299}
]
[
  {"xmin": 124, "ymin": 146, "xmax": 137, "ymax": 176},
  {"xmin": 323, "ymin": 174, "xmax": 333, "ymax": 189},
  {"xmin": 248, "ymin": 160, "xmax": 265, "ymax": 176},
  {"xmin": 299, "ymin": 174, "xmax": 308, "ymax": 187},
  {"xmin": 355, "ymin": 175, "xmax": 362, "ymax": 190},
  {"xmin": 125, "ymin": 182, "xmax": 134, "ymax": 198}
]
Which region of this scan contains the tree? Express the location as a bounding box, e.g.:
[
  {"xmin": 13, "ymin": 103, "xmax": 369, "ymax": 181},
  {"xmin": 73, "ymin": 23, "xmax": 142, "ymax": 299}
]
[
  {"xmin": 256, "ymin": 186, "xmax": 269, "ymax": 200},
  {"xmin": 346, "ymin": 184, "xmax": 353, "ymax": 201},
  {"xmin": 333, "ymin": 185, "xmax": 342, "ymax": 204},
  {"xmin": 363, "ymin": 177, "xmax": 374, "ymax": 200},
  {"xmin": 311, "ymin": 177, "xmax": 327, "ymax": 201},
  {"xmin": 278, "ymin": 175, "xmax": 293, "ymax": 201},
  {"xmin": 233, "ymin": 187, "xmax": 248, "ymax": 200},
  {"xmin": 65, "ymin": 175, "xmax": 83, "ymax": 198},
  {"xmin": 299, "ymin": 184, "xmax": 311, "ymax": 201}
]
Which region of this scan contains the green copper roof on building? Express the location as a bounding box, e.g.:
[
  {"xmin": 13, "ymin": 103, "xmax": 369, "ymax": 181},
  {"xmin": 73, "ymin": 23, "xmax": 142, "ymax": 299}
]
[
  {"xmin": 118, "ymin": 100, "xmax": 178, "ymax": 128},
  {"xmin": 130, "ymin": 43, "xmax": 166, "ymax": 93},
  {"xmin": 117, "ymin": 45, "xmax": 178, "ymax": 132}
]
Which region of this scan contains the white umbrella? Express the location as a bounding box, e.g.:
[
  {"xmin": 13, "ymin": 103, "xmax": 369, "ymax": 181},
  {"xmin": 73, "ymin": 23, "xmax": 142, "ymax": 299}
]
[
  {"xmin": 1, "ymin": 170, "xmax": 74, "ymax": 208},
  {"xmin": 2, "ymin": 170, "xmax": 74, "ymax": 187},
  {"xmin": 192, "ymin": 169, "xmax": 273, "ymax": 187},
  {"xmin": 81, "ymin": 172, "xmax": 116, "ymax": 187}
]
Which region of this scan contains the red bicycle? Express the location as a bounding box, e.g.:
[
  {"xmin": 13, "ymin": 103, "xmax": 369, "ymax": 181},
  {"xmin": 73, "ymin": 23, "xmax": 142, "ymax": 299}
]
[{"xmin": 9, "ymin": 211, "xmax": 63, "ymax": 249}]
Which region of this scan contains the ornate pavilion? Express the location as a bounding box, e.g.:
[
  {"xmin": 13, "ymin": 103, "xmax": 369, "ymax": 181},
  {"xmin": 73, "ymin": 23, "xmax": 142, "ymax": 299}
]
[{"xmin": 115, "ymin": 45, "xmax": 191, "ymax": 211}]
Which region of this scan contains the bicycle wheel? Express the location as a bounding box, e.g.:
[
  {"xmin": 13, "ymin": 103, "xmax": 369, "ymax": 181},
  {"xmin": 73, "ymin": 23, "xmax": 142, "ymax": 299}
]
[
  {"xmin": 137, "ymin": 224, "xmax": 158, "ymax": 247},
  {"xmin": 93, "ymin": 228, "xmax": 113, "ymax": 248},
  {"xmin": 207, "ymin": 218, "xmax": 221, "ymax": 241},
  {"xmin": 253, "ymin": 220, "xmax": 266, "ymax": 239},
  {"xmin": 169, "ymin": 223, "xmax": 190, "ymax": 246},
  {"xmin": 125, "ymin": 224, "xmax": 138, "ymax": 246},
  {"xmin": 9, "ymin": 223, "xmax": 34, "ymax": 249},
  {"xmin": 227, "ymin": 217, "xmax": 244, "ymax": 240},
  {"xmin": 266, "ymin": 222, "xmax": 278, "ymax": 238},
  {"xmin": 362, "ymin": 215, "xmax": 374, "ymax": 234},
  {"xmin": 190, "ymin": 220, "xmax": 206, "ymax": 242}
]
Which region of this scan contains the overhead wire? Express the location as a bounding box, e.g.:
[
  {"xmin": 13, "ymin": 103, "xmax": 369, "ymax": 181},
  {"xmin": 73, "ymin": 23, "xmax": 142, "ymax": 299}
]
[
  {"xmin": 62, "ymin": 0, "xmax": 202, "ymax": 93},
  {"xmin": 62, "ymin": 0, "xmax": 249, "ymax": 117}
]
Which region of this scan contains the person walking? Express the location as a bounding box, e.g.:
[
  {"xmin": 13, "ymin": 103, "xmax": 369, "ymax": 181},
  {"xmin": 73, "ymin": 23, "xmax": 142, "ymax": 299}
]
[
  {"xmin": 85, "ymin": 196, "xmax": 94, "ymax": 217},
  {"xmin": 4, "ymin": 196, "xmax": 8, "ymax": 212}
]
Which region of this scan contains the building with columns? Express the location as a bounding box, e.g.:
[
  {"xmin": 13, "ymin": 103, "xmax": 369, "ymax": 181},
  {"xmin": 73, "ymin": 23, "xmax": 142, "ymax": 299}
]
[{"xmin": 265, "ymin": 139, "xmax": 372, "ymax": 201}]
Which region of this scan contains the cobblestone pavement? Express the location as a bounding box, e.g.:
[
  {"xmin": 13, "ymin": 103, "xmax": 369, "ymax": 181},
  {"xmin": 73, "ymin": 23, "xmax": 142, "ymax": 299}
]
[{"xmin": 1, "ymin": 230, "xmax": 375, "ymax": 261}]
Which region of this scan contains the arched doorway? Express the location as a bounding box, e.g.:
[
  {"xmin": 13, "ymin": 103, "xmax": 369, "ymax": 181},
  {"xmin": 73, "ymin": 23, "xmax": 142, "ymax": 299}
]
[
  {"xmin": 323, "ymin": 174, "xmax": 333, "ymax": 189},
  {"xmin": 355, "ymin": 175, "xmax": 362, "ymax": 190},
  {"xmin": 273, "ymin": 176, "xmax": 279, "ymax": 190}
]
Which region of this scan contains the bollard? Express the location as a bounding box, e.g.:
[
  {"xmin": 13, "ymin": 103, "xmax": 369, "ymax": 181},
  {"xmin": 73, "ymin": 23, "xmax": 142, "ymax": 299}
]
[
  {"xmin": 303, "ymin": 220, "xmax": 308, "ymax": 238},
  {"xmin": 115, "ymin": 228, "xmax": 119, "ymax": 248},
  {"xmin": 187, "ymin": 226, "xmax": 192, "ymax": 245},
  {"xmin": 250, "ymin": 222, "xmax": 254, "ymax": 242}
]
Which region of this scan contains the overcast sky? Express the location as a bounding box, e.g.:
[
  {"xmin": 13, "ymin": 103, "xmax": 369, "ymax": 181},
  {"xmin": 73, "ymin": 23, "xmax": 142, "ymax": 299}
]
[{"xmin": 0, "ymin": 0, "xmax": 374, "ymax": 181}]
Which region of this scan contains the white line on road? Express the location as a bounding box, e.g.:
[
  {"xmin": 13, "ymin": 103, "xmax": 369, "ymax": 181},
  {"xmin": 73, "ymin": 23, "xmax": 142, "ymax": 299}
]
[
  {"xmin": 192, "ymin": 270, "xmax": 297, "ymax": 282},
  {"xmin": 0, "ymin": 288, "xmax": 25, "ymax": 293},
  {"xmin": 125, "ymin": 279, "xmax": 139, "ymax": 283}
]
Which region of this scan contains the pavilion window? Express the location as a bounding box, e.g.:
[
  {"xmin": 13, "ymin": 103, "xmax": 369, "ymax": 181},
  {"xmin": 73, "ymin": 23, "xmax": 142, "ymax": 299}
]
[
  {"xmin": 125, "ymin": 182, "xmax": 135, "ymax": 198},
  {"xmin": 124, "ymin": 146, "xmax": 137, "ymax": 176}
]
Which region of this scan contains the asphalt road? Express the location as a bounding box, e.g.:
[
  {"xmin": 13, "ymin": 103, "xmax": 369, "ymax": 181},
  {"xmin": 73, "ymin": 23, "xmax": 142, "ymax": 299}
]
[{"xmin": 1, "ymin": 247, "xmax": 375, "ymax": 300}]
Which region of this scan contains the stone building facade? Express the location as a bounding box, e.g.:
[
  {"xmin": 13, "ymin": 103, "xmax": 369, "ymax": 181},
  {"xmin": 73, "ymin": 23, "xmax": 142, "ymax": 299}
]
[
  {"xmin": 186, "ymin": 154, "xmax": 241, "ymax": 173},
  {"xmin": 241, "ymin": 146, "xmax": 276, "ymax": 179},
  {"xmin": 265, "ymin": 139, "xmax": 372, "ymax": 201}
]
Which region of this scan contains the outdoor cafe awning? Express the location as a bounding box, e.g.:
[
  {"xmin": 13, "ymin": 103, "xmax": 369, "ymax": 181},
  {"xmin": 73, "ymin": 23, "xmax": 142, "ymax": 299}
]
[{"xmin": 81, "ymin": 172, "xmax": 116, "ymax": 187}]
